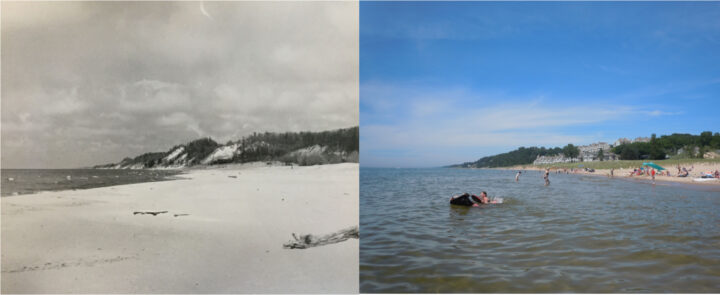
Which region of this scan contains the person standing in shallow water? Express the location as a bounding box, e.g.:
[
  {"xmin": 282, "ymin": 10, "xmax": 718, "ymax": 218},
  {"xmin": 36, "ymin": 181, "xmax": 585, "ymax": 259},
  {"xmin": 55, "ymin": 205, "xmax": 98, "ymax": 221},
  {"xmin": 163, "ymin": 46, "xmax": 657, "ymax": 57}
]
[
  {"xmin": 515, "ymin": 171, "xmax": 521, "ymax": 182},
  {"xmin": 544, "ymin": 168, "xmax": 550, "ymax": 186},
  {"xmin": 651, "ymin": 168, "xmax": 656, "ymax": 184}
]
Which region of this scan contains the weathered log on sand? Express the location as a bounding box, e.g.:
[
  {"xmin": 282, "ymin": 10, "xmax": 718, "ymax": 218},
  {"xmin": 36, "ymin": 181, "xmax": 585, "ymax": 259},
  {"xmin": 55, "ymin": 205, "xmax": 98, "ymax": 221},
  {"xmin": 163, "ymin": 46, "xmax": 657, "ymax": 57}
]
[{"xmin": 283, "ymin": 226, "xmax": 358, "ymax": 249}]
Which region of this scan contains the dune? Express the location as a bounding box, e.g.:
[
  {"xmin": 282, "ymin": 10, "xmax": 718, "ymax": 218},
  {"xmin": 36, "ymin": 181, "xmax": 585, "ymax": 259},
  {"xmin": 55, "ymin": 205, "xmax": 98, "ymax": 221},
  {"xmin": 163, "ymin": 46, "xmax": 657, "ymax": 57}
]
[{"xmin": 1, "ymin": 163, "xmax": 359, "ymax": 293}]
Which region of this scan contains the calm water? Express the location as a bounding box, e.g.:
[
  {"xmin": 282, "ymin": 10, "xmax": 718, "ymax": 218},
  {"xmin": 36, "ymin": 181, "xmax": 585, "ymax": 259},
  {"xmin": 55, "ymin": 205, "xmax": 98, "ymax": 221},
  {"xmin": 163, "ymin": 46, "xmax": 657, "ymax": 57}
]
[
  {"xmin": 360, "ymin": 168, "xmax": 720, "ymax": 293},
  {"xmin": 1, "ymin": 169, "xmax": 183, "ymax": 197}
]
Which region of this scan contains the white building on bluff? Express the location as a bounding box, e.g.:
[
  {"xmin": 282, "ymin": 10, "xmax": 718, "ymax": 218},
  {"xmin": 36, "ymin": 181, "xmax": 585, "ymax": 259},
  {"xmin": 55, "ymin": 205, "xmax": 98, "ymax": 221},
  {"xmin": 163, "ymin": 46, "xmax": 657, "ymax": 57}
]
[
  {"xmin": 614, "ymin": 138, "xmax": 631, "ymax": 146},
  {"xmin": 579, "ymin": 142, "xmax": 616, "ymax": 162},
  {"xmin": 533, "ymin": 141, "xmax": 618, "ymax": 164},
  {"xmin": 533, "ymin": 154, "xmax": 575, "ymax": 165}
]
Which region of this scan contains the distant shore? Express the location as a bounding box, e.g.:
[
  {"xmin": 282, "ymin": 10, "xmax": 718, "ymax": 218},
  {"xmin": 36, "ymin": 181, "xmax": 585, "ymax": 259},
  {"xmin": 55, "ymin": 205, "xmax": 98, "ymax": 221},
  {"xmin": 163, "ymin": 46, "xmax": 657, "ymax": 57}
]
[
  {"xmin": 496, "ymin": 160, "xmax": 720, "ymax": 188},
  {"xmin": 1, "ymin": 163, "xmax": 359, "ymax": 293}
]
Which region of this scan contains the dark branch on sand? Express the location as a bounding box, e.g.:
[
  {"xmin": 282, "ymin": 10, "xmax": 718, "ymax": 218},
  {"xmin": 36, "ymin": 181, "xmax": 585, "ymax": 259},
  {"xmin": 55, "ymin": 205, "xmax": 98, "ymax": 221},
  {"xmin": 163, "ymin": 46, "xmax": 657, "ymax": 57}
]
[
  {"xmin": 133, "ymin": 211, "xmax": 168, "ymax": 216},
  {"xmin": 283, "ymin": 226, "xmax": 359, "ymax": 249}
]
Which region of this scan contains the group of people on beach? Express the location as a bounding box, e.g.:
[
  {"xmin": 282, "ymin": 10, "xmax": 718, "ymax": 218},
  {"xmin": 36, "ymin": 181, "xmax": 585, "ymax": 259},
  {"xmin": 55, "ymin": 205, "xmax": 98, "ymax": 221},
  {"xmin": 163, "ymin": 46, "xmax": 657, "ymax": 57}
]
[
  {"xmin": 629, "ymin": 167, "xmax": 660, "ymax": 178},
  {"xmin": 628, "ymin": 165, "xmax": 720, "ymax": 179}
]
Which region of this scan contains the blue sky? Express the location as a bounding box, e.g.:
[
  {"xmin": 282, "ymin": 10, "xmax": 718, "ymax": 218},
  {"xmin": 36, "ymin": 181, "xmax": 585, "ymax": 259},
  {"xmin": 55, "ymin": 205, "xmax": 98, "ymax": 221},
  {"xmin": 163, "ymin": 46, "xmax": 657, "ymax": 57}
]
[{"xmin": 360, "ymin": 2, "xmax": 720, "ymax": 168}]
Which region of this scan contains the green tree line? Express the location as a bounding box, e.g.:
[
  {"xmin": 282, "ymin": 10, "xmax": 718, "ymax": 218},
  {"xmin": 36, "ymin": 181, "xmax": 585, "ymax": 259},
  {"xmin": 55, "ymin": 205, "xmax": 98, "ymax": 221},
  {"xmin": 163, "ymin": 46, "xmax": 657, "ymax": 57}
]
[
  {"xmin": 452, "ymin": 146, "xmax": 564, "ymax": 168},
  {"xmin": 450, "ymin": 131, "xmax": 719, "ymax": 168},
  {"xmin": 612, "ymin": 131, "xmax": 720, "ymax": 160}
]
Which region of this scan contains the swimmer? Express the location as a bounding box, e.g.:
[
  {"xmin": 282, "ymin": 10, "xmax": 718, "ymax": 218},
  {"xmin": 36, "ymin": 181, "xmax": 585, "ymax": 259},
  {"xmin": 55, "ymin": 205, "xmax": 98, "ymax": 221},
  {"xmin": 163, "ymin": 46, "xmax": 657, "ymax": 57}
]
[
  {"xmin": 450, "ymin": 191, "xmax": 490, "ymax": 207},
  {"xmin": 515, "ymin": 171, "xmax": 521, "ymax": 182}
]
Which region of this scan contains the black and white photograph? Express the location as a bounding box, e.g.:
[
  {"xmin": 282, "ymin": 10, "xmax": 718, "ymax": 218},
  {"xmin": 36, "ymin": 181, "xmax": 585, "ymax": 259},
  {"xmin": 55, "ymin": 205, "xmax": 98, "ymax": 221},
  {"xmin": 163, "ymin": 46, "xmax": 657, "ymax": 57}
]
[{"xmin": 1, "ymin": 1, "xmax": 358, "ymax": 293}]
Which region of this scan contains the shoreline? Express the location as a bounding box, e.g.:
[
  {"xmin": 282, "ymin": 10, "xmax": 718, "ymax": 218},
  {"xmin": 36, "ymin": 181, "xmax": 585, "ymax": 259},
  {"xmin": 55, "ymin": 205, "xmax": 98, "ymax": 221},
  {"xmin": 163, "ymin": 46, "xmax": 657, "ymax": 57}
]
[
  {"xmin": 1, "ymin": 169, "xmax": 186, "ymax": 197},
  {"xmin": 494, "ymin": 163, "xmax": 720, "ymax": 191},
  {"xmin": 1, "ymin": 163, "xmax": 359, "ymax": 293},
  {"xmin": 2, "ymin": 161, "xmax": 359, "ymax": 197}
]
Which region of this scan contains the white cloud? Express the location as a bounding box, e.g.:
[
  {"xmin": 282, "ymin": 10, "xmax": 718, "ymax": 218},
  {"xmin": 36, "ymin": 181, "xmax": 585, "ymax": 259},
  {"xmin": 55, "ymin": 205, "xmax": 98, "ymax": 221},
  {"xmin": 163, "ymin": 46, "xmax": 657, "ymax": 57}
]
[
  {"xmin": 1, "ymin": 2, "xmax": 358, "ymax": 168},
  {"xmin": 42, "ymin": 88, "xmax": 88, "ymax": 115},
  {"xmin": 118, "ymin": 80, "xmax": 192, "ymax": 113},
  {"xmin": 156, "ymin": 112, "xmax": 195, "ymax": 127},
  {"xmin": 360, "ymin": 83, "xmax": 680, "ymax": 167}
]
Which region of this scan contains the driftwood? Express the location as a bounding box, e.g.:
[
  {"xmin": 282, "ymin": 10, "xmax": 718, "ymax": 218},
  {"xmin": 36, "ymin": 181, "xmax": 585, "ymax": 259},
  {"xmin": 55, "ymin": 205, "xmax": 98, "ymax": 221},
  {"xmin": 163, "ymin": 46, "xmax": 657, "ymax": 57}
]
[
  {"xmin": 133, "ymin": 211, "xmax": 168, "ymax": 216},
  {"xmin": 283, "ymin": 226, "xmax": 358, "ymax": 249}
]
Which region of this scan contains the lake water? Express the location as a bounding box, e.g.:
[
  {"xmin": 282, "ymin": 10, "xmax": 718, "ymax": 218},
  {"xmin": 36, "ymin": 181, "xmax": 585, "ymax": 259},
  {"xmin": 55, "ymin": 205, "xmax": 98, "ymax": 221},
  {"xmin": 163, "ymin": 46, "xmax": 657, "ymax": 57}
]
[
  {"xmin": 360, "ymin": 168, "xmax": 720, "ymax": 293},
  {"xmin": 1, "ymin": 169, "xmax": 183, "ymax": 197}
]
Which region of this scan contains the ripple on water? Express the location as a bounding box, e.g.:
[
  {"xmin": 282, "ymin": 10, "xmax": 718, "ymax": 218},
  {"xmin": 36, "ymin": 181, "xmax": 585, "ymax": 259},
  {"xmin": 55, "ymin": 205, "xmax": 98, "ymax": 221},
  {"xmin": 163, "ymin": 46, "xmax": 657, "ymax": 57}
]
[{"xmin": 360, "ymin": 168, "xmax": 720, "ymax": 293}]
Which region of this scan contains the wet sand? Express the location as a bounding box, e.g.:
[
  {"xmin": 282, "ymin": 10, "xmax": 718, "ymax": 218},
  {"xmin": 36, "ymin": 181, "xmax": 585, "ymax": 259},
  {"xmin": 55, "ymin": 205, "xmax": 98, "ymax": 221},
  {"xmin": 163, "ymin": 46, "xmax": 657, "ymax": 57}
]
[{"xmin": 1, "ymin": 163, "xmax": 359, "ymax": 293}]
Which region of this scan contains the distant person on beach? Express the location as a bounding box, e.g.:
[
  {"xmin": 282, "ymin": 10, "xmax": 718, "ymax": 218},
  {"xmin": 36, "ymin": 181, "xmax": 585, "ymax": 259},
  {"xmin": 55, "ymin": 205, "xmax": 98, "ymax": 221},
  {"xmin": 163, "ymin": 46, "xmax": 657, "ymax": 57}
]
[
  {"xmin": 515, "ymin": 171, "xmax": 521, "ymax": 182},
  {"xmin": 544, "ymin": 168, "xmax": 550, "ymax": 186},
  {"xmin": 715, "ymin": 170, "xmax": 719, "ymax": 178},
  {"xmin": 610, "ymin": 168, "xmax": 614, "ymax": 177},
  {"xmin": 678, "ymin": 167, "xmax": 689, "ymax": 177}
]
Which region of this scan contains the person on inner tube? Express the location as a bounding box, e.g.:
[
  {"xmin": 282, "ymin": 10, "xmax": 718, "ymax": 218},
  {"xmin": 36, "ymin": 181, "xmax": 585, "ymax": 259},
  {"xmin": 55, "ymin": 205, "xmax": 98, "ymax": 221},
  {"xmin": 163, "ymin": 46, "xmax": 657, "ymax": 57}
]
[{"xmin": 450, "ymin": 191, "xmax": 490, "ymax": 207}]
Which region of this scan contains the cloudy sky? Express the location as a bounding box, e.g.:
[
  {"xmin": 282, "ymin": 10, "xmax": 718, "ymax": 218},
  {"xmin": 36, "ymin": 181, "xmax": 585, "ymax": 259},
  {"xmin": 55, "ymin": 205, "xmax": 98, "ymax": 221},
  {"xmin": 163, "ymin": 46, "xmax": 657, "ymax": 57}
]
[
  {"xmin": 360, "ymin": 2, "xmax": 720, "ymax": 168},
  {"xmin": 2, "ymin": 1, "xmax": 358, "ymax": 168}
]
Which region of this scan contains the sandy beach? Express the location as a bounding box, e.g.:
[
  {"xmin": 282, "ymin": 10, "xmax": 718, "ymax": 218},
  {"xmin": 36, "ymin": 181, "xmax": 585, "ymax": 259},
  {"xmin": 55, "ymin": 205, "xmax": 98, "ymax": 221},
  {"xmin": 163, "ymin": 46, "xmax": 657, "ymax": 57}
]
[
  {"xmin": 1, "ymin": 163, "xmax": 359, "ymax": 293},
  {"xmin": 503, "ymin": 162, "xmax": 720, "ymax": 188}
]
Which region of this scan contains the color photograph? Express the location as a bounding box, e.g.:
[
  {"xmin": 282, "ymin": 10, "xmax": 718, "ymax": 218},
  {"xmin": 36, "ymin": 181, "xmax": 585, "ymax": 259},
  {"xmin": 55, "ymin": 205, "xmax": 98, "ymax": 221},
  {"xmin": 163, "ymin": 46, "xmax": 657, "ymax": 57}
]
[
  {"xmin": 1, "ymin": 1, "xmax": 358, "ymax": 293},
  {"xmin": 360, "ymin": 2, "xmax": 720, "ymax": 292}
]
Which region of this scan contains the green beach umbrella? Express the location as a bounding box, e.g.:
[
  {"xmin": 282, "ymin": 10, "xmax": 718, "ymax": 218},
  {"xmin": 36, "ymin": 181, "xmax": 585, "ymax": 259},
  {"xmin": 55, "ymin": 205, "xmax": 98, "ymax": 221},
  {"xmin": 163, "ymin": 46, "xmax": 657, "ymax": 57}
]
[{"xmin": 643, "ymin": 162, "xmax": 666, "ymax": 171}]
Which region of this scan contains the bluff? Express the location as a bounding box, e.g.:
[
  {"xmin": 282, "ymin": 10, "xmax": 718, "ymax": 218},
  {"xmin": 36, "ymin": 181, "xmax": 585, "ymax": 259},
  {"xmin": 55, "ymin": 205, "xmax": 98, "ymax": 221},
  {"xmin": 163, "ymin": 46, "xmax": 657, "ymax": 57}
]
[{"xmin": 94, "ymin": 127, "xmax": 359, "ymax": 169}]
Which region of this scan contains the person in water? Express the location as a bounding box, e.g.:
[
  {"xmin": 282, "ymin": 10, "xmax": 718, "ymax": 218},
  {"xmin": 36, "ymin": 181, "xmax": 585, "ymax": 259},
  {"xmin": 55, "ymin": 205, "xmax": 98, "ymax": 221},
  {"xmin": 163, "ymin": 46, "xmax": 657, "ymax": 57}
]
[
  {"xmin": 515, "ymin": 171, "xmax": 521, "ymax": 182},
  {"xmin": 651, "ymin": 168, "xmax": 656, "ymax": 183},
  {"xmin": 543, "ymin": 168, "xmax": 550, "ymax": 186},
  {"xmin": 450, "ymin": 191, "xmax": 490, "ymax": 206}
]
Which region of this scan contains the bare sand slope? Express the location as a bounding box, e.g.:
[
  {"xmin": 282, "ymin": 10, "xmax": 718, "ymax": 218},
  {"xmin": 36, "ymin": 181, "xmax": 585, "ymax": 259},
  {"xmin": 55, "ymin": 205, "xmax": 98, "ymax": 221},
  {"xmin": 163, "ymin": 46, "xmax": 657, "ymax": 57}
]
[{"xmin": 1, "ymin": 163, "xmax": 358, "ymax": 293}]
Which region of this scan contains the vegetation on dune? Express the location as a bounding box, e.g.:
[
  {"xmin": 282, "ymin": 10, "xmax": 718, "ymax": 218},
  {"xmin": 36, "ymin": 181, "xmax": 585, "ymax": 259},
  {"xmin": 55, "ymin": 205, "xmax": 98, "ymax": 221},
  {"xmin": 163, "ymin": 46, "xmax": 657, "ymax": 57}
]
[
  {"xmin": 232, "ymin": 127, "xmax": 359, "ymax": 164},
  {"xmin": 184, "ymin": 138, "xmax": 220, "ymax": 165},
  {"xmin": 95, "ymin": 126, "xmax": 359, "ymax": 168}
]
